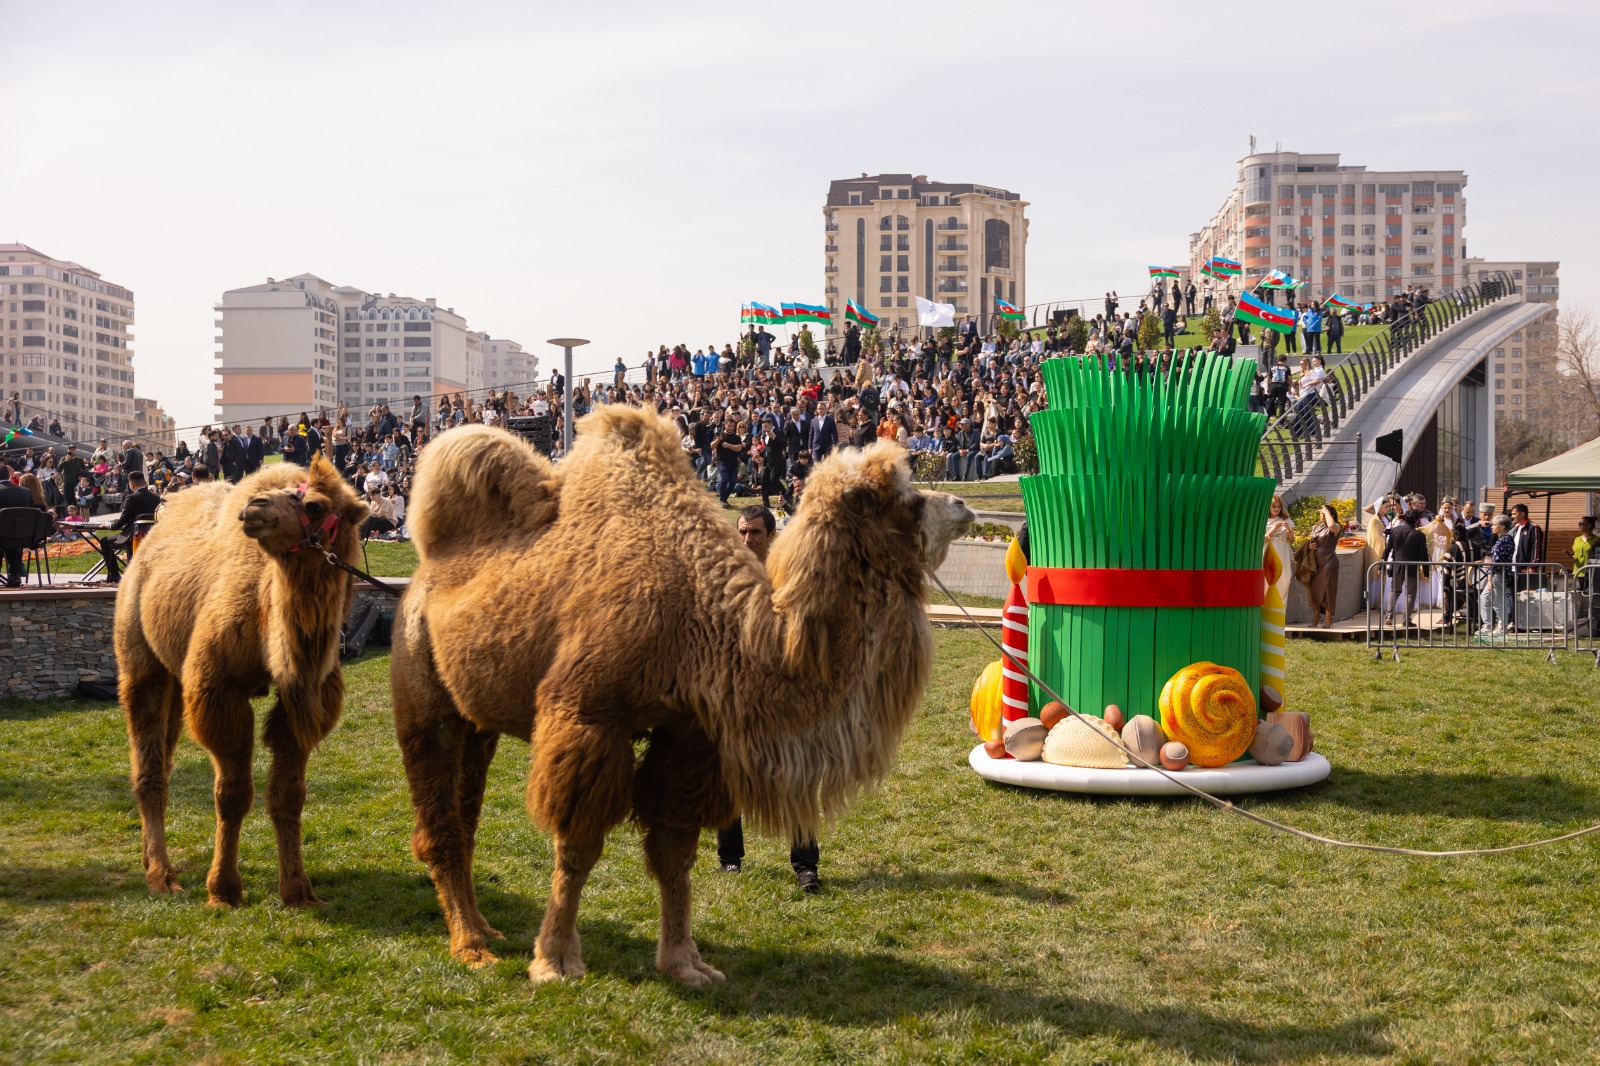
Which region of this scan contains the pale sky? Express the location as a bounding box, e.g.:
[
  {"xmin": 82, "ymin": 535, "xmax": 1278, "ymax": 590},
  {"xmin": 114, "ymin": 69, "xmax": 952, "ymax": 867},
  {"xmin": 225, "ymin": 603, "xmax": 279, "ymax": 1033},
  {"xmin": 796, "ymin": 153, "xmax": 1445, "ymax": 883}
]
[{"xmin": 5, "ymin": 0, "xmax": 1595, "ymax": 432}]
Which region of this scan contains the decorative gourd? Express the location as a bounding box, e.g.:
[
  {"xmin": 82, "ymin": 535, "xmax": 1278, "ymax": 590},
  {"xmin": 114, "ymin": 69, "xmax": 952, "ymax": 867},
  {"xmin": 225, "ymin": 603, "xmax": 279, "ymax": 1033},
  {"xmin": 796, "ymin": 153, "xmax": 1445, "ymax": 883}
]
[
  {"xmin": 1042, "ymin": 716, "xmax": 1127, "ymax": 768},
  {"xmin": 1002, "ymin": 717, "xmax": 1047, "ymax": 761},
  {"xmin": 1247, "ymin": 720, "xmax": 1293, "ymax": 766},
  {"xmin": 1265, "ymin": 711, "xmax": 1314, "ymax": 762},
  {"xmin": 970, "ymin": 660, "xmax": 1004, "ymax": 741},
  {"xmin": 1122, "ymin": 715, "xmax": 1165, "ymax": 768},
  {"xmin": 1159, "ymin": 661, "xmax": 1258, "ymax": 768},
  {"xmin": 1160, "ymin": 741, "xmax": 1190, "ymax": 771}
]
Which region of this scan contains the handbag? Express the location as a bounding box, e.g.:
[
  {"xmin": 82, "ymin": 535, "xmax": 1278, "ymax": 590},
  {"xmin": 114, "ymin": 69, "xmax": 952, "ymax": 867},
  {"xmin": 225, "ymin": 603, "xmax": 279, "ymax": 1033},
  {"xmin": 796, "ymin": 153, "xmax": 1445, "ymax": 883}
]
[{"xmin": 1293, "ymin": 538, "xmax": 1321, "ymax": 587}]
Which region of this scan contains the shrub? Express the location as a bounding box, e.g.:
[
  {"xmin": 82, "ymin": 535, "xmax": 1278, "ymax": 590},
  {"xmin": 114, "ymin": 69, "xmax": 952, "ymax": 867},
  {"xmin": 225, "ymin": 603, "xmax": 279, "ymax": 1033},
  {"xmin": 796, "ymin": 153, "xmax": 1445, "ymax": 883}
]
[
  {"xmin": 1137, "ymin": 312, "xmax": 1164, "ymax": 352},
  {"xmin": 797, "ymin": 326, "xmax": 819, "ymax": 363},
  {"xmin": 1014, "ymin": 431, "xmax": 1038, "ymax": 475},
  {"xmin": 1064, "ymin": 315, "xmax": 1089, "ymax": 353}
]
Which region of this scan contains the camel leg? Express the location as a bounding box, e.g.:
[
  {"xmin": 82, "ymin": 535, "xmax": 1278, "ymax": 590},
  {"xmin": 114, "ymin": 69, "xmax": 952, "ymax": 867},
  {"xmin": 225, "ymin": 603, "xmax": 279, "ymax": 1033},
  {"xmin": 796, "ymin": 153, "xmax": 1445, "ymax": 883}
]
[
  {"xmin": 185, "ymin": 683, "xmax": 256, "ymax": 909},
  {"xmin": 635, "ymin": 722, "xmax": 732, "ymax": 986},
  {"xmin": 396, "ymin": 687, "xmax": 504, "ymax": 966},
  {"xmin": 526, "ymin": 687, "xmax": 634, "ymax": 985},
  {"xmin": 263, "ymin": 674, "xmax": 341, "ymax": 908},
  {"xmin": 123, "ymin": 663, "xmax": 185, "ymax": 895}
]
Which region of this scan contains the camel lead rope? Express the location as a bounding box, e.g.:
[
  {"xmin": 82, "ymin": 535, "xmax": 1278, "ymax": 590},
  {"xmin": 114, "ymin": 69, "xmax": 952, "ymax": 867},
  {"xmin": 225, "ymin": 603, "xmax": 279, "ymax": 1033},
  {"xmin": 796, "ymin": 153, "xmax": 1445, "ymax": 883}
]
[
  {"xmin": 930, "ymin": 572, "xmax": 1600, "ymax": 858},
  {"xmin": 323, "ymin": 551, "xmax": 407, "ymax": 598}
]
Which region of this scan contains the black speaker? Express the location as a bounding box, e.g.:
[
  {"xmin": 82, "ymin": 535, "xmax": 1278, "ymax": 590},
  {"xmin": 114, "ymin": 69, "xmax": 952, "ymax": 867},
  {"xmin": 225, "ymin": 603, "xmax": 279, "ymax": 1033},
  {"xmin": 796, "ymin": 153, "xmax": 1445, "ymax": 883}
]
[
  {"xmin": 1375, "ymin": 429, "xmax": 1404, "ymax": 465},
  {"xmin": 508, "ymin": 415, "xmax": 556, "ymax": 456}
]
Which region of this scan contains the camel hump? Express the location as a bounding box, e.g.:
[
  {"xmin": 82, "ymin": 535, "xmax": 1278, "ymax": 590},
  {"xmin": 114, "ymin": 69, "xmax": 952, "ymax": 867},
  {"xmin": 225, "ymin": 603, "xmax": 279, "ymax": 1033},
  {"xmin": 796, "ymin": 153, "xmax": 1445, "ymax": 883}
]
[{"xmin": 410, "ymin": 425, "xmax": 558, "ymax": 559}]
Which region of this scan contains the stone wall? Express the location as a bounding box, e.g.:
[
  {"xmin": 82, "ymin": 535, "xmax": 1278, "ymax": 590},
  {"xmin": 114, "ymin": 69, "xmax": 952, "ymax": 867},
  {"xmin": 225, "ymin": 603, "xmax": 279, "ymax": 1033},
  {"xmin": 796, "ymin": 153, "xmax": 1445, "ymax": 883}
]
[
  {"xmin": 0, "ymin": 580, "xmax": 412, "ymax": 702},
  {"xmin": 934, "ymin": 539, "xmax": 1011, "ymax": 600}
]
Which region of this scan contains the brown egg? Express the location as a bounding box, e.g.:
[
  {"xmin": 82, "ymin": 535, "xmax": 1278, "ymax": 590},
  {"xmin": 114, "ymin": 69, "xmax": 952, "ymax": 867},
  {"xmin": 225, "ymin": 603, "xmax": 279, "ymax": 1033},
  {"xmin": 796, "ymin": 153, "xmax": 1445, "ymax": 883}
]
[
  {"xmin": 1103, "ymin": 704, "xmax": 1126, "ymax": 733},
  {"xmin": 983, "ymin": 738, "xmax": 1007, "ymax": 760},
  {"xmin": 1159, "ymin": 741, "xmax": 1190, "ymax": 771},
  {"xmin": 1039, "ymin": 701, "xmax": 1069, "ymax": 730}
]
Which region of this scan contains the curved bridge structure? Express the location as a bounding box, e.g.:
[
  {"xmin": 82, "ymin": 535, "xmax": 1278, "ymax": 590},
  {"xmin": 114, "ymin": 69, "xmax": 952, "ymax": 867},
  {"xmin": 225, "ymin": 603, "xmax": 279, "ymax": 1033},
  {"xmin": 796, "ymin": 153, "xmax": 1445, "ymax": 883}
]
[{"xmin": 1261, "ymin": 276, "xmax": 1550, "ymax": 507}]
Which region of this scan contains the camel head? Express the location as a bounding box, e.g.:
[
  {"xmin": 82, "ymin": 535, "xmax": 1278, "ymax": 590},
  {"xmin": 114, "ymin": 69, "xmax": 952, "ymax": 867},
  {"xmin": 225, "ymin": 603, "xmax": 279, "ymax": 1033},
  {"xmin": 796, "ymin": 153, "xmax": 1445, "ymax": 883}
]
[
  {"xmin": 774, "ymin": 441, "xmax": 975, "ymax": 582},
  {"xmin": 237, "ymin": 454, "xmax": 368, "ymax": 558}
]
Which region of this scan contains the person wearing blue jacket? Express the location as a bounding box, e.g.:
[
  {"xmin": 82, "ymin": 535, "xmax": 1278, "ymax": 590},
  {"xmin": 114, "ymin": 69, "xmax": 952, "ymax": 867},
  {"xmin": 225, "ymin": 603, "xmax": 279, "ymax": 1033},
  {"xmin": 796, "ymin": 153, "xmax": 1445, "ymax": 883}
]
[{"xmin": 1299, "ymin": 305, "xmax": 1324, "ymax": 355}]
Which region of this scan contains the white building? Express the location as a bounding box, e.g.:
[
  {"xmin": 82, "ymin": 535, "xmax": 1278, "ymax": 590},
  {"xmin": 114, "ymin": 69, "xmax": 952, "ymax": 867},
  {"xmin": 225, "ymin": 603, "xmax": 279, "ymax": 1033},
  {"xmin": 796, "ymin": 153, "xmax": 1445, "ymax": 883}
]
[
  {"xmin": 0, "ymin": 243, "xmax": 137, "ymax": 437},
  {"xmin": 215, "ymin": 273, "xmax": 526, "ymax": 426}
]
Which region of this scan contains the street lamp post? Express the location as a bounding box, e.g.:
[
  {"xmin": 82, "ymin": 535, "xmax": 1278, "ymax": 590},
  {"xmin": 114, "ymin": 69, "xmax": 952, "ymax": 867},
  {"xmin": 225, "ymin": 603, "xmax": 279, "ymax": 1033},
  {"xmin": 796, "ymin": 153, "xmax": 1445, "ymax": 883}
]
[{"xmin": 546, "ymin": 337, "xmax": 590, "ymax": 456}]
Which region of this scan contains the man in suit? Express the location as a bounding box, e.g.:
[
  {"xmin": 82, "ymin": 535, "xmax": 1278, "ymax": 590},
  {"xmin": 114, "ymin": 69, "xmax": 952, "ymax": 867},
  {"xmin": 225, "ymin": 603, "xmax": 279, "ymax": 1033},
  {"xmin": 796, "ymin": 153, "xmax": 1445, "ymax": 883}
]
[
  {"xmin": 0, "ymin": 464, "xmax": 36, "ymax": 587},
  {"xmin": 221, "ymin": 425, "xmax": 246, "ymax": 483},
  {"xmin": 717, "ymin": 506, "xmax": 823, "ymax": 892},
  {"xmin": 808, "ymin": 401, "xmax": 837, "ymax": 463},
  {"xmin": 242, "ymin": 425, "xmax": 264, "ymax": 476},
  {"xmin": 1383, "ymin": 508, "xmax": 1429, "ymax": 627},
  {"xmin": 1510, "ymin": 502, "xmax": 1545, "ymax": 602},
  {"xmin": 121, "ymin": 439, "xmax": 146, "ymax": 480},
  {"xmin": 95, "ymin": 471, "xmax": 161, "ymax": 584}
]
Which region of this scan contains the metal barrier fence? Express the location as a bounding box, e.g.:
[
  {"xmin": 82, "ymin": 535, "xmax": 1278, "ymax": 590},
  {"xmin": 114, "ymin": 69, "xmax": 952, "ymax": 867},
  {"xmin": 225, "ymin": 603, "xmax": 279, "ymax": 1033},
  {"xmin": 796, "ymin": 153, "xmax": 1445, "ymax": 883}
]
[{"xmin": 1364, "ymin": 560, "xmax": 1592, "ymax": 663}]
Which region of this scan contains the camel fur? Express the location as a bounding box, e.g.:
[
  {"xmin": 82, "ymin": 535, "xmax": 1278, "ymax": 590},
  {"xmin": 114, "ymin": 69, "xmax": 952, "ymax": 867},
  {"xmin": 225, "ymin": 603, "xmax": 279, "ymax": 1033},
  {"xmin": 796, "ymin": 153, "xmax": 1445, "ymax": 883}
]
[
  {"xmin": 114, "ymin": 454, "xmax": 369, "ymax": 908},
  {"xmin": 392, "ymin": 406, "xmax": 973, "ymax": 984}
]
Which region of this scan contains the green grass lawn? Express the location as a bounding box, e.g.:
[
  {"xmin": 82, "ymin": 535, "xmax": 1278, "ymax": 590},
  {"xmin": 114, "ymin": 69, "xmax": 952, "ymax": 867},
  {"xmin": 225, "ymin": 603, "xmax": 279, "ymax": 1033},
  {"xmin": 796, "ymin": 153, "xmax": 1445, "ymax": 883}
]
[{"xmin": 4, "ymin": 634, "xmax": 1600, "ymax": 1061}]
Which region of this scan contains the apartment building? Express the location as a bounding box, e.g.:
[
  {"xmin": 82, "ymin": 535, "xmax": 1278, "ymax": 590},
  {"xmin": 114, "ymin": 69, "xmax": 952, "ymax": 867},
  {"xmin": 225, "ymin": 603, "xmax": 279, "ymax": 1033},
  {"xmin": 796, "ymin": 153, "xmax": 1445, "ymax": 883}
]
[
  {"xmin": 215, "ymin": 274, "xmax": 523, "ymax": 426},
  {"xmin": 133, "ymin": 396, "xmax": 177, "ymax": 451},
  {"xmin": 823, "ymin": 174, "xmax": 1028, "ymax": 333},
  {"xmin": 1189, "ymin": 151, "xmax": 1467, "ymax": 303},
  {"xmin": 479, "ymin": 335, "xmax": 538, "ymax": 390},
  {"xmin": 1461, "ymin": 258, "xmax": 1561, "ymax": 423},
  {"xmin": 0, "ymin": 244, "xmax": 137, "ymax": 437}
]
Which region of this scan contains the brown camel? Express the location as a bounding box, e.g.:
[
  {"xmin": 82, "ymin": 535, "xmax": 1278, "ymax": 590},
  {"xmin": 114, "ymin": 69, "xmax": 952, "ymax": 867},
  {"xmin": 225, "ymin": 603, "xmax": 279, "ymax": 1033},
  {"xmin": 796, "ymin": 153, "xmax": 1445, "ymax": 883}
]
[
  {"xmin": 114, "ymin": 454, "xmax": 369, "ymax": 908},
  {"xmin": 392, "ymin": 406, "xmax": 973, "ymax": 984}
]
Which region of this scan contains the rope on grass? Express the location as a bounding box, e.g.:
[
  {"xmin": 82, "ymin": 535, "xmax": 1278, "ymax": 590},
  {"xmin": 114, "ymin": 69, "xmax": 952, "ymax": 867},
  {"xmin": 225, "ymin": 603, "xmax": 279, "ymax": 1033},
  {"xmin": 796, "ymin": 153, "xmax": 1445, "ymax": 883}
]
[{"xmin": 932, "ymin": 573, "xmax": 1600, "ymax": 858}]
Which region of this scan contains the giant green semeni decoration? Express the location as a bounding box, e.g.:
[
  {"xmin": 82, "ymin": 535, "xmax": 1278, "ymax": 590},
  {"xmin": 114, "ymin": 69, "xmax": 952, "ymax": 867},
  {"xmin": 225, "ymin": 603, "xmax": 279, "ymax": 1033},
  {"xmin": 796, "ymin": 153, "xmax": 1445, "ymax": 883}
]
[{"xmin": 1019, "ymin": 354, "xmax": 1274, "ymax": 722}]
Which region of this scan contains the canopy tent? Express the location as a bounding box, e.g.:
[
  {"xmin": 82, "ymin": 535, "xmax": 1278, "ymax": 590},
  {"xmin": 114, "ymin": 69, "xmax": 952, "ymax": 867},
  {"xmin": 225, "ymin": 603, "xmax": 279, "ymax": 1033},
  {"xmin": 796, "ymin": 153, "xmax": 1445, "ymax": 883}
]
[{"xmin": 1505, "ymin": 435, "xmax": 1600, "ymax": 493}]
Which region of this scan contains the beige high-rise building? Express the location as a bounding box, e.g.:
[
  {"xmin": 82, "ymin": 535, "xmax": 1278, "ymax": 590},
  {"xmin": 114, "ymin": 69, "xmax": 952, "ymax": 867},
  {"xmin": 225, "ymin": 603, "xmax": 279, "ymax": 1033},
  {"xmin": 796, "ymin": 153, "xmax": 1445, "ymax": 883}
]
[
  {"xmin": 133, "ymin": 396, "xmax": 177, "ymax": 451},
  {"xmin": 479, "ymin": 335, "xmax": 538, "ymax": 390},
  {"xmin": 1190, "ymin": 151, "xmax": 1467, "ymax": 303},
  {"xmin": 215, "ymin": 274, "xmax": 523, "ymax": 426},
  {"xmin": 824, "ymin": 174, "xmax": 1028, "ymax": 334},
  {"xmin": 0, "ymin": 243, "xmax": 137, "ymax": 438},
  {"xmin": 1462, "ymin": 258, "xmax": 1560, "ymax": 424}
]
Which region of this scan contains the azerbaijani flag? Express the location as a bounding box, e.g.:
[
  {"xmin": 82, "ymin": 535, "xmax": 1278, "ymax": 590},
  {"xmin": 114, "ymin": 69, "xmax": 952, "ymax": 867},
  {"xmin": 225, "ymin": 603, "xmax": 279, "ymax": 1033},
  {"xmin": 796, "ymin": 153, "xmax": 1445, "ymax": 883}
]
[
  {"xmin": 1236, "ymin": 290, "xmax": 1297, "ymax": 334},
  {"xmin": 1208, "ymin": 256, "xmax": 1242, "ymax": 278},
  {"xmin": 790, "ymin": 301, "xmax": 831, "ymax": 324},
  {"xmin": 779, "ymin": 302, "xmax": 799, "ymax": 322},
  {"xmin": 1148, "ymin": 266, "xmax": 1179, "ymax": 279},
  {"xmin": 748, "ymin": 301, "xmax": 784, "ymax": 325},
  {"xmin": 1324, "ymin": 293, "xmax": 1369, "ymax": 311},
  {"xmin": 995, "ymin": 297, "xmax": 1026, "ymax": 322},
  {"xmin": 1260, "ymin": 269, "xmax": 1305, "ymax": 290},
  {"xmin": 844, "ymin": 298, "xmax": 880, "ymax": 328}
]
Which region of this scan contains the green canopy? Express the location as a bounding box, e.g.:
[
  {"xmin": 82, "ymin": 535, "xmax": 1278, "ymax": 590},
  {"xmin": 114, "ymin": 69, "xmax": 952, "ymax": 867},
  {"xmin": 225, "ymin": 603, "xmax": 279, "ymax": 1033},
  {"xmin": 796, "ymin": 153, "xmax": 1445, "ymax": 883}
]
[{"xmin": 1505, "ymin": 435, "xmax": 1600, "ymax": 492}]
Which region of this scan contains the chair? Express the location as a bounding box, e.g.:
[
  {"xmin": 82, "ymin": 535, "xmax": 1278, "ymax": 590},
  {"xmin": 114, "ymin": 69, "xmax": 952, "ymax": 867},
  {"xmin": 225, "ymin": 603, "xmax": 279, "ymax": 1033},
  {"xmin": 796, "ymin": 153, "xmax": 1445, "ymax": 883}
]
[{"xmin": 0, "ymin": 507, "xmax": 51, "ymax": 587}]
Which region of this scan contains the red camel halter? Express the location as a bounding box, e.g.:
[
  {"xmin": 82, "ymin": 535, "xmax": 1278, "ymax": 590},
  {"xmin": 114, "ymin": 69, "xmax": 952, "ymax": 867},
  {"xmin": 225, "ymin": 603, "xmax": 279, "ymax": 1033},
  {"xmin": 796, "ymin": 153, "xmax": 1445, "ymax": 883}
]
[{"xmin": 288, "ymin": 480, "xmax": 341, "ymax": 553}]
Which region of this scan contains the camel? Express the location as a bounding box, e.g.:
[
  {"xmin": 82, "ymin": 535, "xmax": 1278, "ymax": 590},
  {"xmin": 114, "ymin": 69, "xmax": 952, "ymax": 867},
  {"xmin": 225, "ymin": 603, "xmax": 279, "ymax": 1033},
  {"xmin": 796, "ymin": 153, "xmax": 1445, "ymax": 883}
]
[
  {"xmin": 392, "ymin": 406, "xmax": 973, "ymax": 985},
  {"xmin": 114, "ymin": 454, "xmax": 370, "ymax": 908}
]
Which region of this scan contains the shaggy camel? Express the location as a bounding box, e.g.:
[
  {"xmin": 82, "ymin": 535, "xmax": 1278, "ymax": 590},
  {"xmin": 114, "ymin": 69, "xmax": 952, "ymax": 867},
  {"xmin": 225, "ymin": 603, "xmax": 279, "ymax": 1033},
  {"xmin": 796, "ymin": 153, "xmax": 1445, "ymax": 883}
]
[
  {"xmin": 115, "ymin": 455, "xmax": 370, "ymax": 907},
  {"xmin": 393, "ymin": 406, "xmax": 973, "ymax": 985}
]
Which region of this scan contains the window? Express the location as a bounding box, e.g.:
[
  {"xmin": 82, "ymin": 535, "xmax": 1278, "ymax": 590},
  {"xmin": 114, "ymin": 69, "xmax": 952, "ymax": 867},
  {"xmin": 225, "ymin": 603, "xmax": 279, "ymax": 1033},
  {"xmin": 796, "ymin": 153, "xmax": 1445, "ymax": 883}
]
[
  {"xmin": 1340, "ymin": 203, "xmax": 1355, "ymax": 215},
  {"xmin": 896, "ymin": 277, "xmax": 909, "ymax": 292},
  {"xmin": 1412, "ymin": 203, "xmax": 1432, "ymax": 214},
  {"xmin": 1341, "ymin": 265, "xmax": 1355, "ymax": 277},
  {"xmin": 1413, "ymin": 225, "xmax": 1431, "ymax": 236},
  {"xmin": 1341, "ymin": 244, "xmax": 1356, "ymax": 256},
  {"xmin": 1362, "ymin": 266, "xmax": 1377, "ymax": 277},
  {"xmin": 1362, "ymin": 204, "xmax": 1376, "ymax": 215},
  {"xmin": 1378, "ymin": 183, "xmax": 1409, "ymax": 196},
  {"xmin": 1386, "ymin": 224, "xmax": 1403, "ymax": 237},
  {"xmin": 1494, "ymin": 363, "xmax": 1506, "ymax": 374},
  {"xmin": 1385, "ymin": 244, "xmax": 1402, "ymax": 256},
  {"xmin": 1298, "ymin": 185, "xmax": 1314, "ymax": 198},
  {"xmin": 1341, "ymin": 224, "xmax": 1355, "ymax": 236},
  {"xmin": 1362, "ymin": 224, "xmax": 1375, "ymax": 236},
  {"xmin": 879, "ymin": 217, "xmax": 891, "ymax": 231},
  {"xmin": 1318, "ymin": 185, "xmax": 1336, "ymax": 196},
  {"xmin": 1278, "ymin": 245, "xmax": 1296, "ymax": 257},
  {"xmin": 848, "ymin": 193, "xmax": 861, "ymax": 205},
  {"xmin": 880, "ymin": 255, "xmax": 892, "ymax": 272},
  {"xmin": 1279, "ymin": 205, "xmax": 1294, "ymax": 215},
  {"xmin": 879, "ymin": 276, "xmax": 893, "ymax": 293},
  {"xmin": 1510, "ymin": 363, "xmax": 1523, "ymax": 374},
  {"xmin": 1512, "ymin": 348, "xmax": 1522, "ymax": 357},
  {"xmin": 1278, "ymin": 225, "xmax": 1294, "ymax": 236},
  {"xmin": 1443, "ymin": 244, "xmax": 1455, "ymax": 256},
  {"xmin": 880, "ymin": 235, "xmax": 892, "ymax": 251},
  {"xmin": 1442, "ymin": 201, "xmax": 1454, "ymax": 213},
  {"xmin": 984, "ymin": 219, "xmax": 1011, "ymax": 271},
  {"xmin": 1438, "ymin": 182, "xmax": 1461, "ymax": 195},
  {"xmin": 1342, "ymin": 184, "xmax": 1355, "ymax": 197},
  {"xmin": 1362, "ymin": 245, "xmax": 1376, "ymax": 256},
  {"xmin": 897, "ymin": 235, "xmax": 910, "ymax": 251},
  {"xmin": 897, "ymin": 255, "xmax": 909, "ymax": 272},
  {"xmin": 1278, "ymin": 184, "xmax": 1294, "ymax": 198},
  {"xmin": 896, "ymin": 215, "xmax": 909, "ymax": 231},
  {"xmin": 1322, "ymin": 225, "xmax": 1335, "ymax": 237}
]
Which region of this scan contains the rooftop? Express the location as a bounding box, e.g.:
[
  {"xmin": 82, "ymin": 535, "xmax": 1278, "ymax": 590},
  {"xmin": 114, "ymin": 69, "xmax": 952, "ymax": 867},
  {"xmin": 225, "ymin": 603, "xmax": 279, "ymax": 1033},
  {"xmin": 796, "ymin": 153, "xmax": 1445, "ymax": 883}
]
[{"xmin": 825, "ymin": 173, "xmax": 1022, "ymax": 206}]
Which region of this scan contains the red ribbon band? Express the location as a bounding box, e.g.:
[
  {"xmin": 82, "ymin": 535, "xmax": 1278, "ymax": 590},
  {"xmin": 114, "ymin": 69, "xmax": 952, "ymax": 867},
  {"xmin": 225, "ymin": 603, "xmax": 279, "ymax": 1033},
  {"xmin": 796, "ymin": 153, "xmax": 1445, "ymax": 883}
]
[{"xmin": 1028, "ymin": 567, "xmax": 1265, "ymax": 608}]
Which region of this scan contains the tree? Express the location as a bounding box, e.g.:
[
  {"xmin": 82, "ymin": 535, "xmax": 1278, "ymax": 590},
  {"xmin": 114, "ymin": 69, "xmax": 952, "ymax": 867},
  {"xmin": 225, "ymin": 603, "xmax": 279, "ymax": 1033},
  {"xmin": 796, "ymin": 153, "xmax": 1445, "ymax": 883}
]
[
  {"xmin": 1495, "ymin": 417, "xmax": 1567, "ymax": 485},
  {"xmin": 1064, "ymin": 315, "xmax": 1090, "ymax": 353},
  {"xmin": 1136, "ymin": 312, "xmax": 1163, "ymax": 352},
  {"xmin": 996, "ymin": 316, "xmax": 1021, "ymax": 342},
  {"xmin": 1527, "ymin": 307, "xmax": 1600, "ymax": 446},
  {"xmin": 797, "ymin": 326, "xmax": 819, "ymax": 364}
]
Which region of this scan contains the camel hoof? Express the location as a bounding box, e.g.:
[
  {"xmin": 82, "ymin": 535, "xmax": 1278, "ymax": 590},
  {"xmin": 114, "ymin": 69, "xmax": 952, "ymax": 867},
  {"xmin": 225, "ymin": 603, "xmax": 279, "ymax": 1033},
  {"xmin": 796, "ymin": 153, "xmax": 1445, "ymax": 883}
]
[
  {"xmin": 528, "ymin": 953, "xmax": 587, "ymax": 985},
  {"xmin": 145, "ymin": 868, "xmax": 184, "ymax": 895},
  {"xmin": 661, "ymin": 959, "xmax": 726, "ymax": 987},
  {"xmin": 280, "ymin": 893, "xmax": 327, "ymax": 909},
  {"xmin": 453, "ymin": 945, "xmax": 500, "ymax": 969},
  {"xmin": 205, "ymin": 893, "xmax": 243, "ymax": 910}
]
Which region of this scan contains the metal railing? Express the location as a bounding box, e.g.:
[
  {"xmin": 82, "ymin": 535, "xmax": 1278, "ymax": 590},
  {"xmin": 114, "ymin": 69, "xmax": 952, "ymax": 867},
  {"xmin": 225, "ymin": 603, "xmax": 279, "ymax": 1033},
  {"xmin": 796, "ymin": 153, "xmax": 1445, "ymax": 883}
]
[
  {"xmin": 1364, "ymin": 560, "xmax": 1581, "ymax": 663},
  {"xmin": 1259, "ymin": 271, "xmax": 1519, "ymax": 487}
]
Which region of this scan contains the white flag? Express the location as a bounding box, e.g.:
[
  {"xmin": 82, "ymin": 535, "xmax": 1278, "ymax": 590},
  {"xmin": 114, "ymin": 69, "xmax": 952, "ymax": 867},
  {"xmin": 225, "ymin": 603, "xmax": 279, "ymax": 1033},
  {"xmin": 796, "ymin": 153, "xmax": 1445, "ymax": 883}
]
[{"xmin": 915, "ymin": 296, "xmax": 956, "ymax": 327}]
